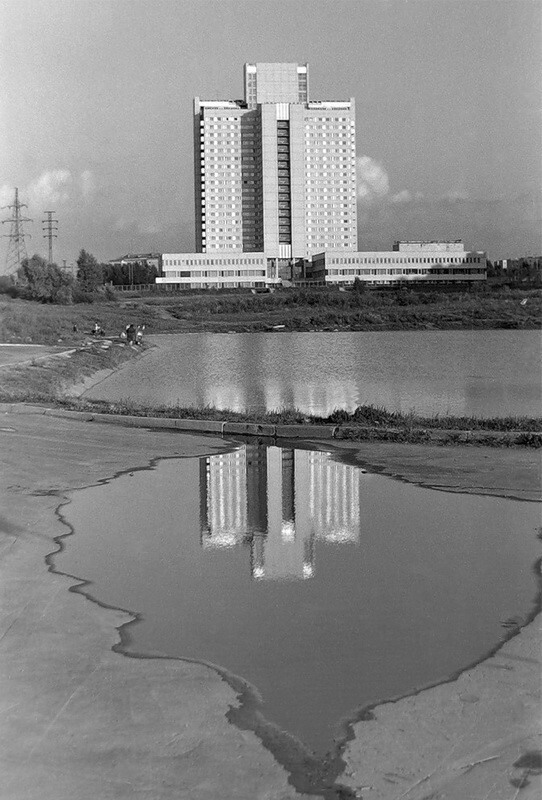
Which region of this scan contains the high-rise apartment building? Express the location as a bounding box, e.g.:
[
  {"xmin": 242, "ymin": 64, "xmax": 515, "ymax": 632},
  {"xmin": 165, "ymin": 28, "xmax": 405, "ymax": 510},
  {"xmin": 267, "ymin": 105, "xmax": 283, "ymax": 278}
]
[
  {"xmin": 158, "ymin": 63, "xmax": 486, "ymax": 289},
  {"xmin": 193, "ymin": 62, "xmax": 358, "ymax": 265}
]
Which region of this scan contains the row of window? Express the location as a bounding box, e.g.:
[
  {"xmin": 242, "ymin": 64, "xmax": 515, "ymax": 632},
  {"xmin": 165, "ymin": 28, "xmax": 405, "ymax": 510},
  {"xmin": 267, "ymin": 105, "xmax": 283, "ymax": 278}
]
[
  {"xmin": 308, "ymin": 202, "xmax": 355, "ymax": 208},
  {"xmin": 165, "ymin": 270, "xmax": 266, "ymax": 278},
  {"xmin": 308, "ymin": 225, "xmax": 353, "ymax": 231},
  {"xmin": 201, "ymin": 117, "xmax": 354, "ymax": 125},
  {"xmin": 306, "ymin": 149, "xmax": 355, "ymax": 154},
  {"xmin": 328, "ymin": 256, "xmax": 484, "ymax": 265},
  {"xmin": 165, "ymin": 257, "xmax": 264, "ymax": 267},
  {"xmin": 324, "ymin": 267, "xmax": 486, "ymax": 276},
  {"xmin": 305, "ymin": 133, "xmax": 354, "ymax": 139},
  {"xmin": 164, "ymin": 282, "xmax": 267, "ymax": 290},
  {"xmin": 306, "ymin": 156, "xmax": 355, "ymax": 161},
  {"xmin": 309, "ymin": 235, "xmax": 354, "ymax": 241}
]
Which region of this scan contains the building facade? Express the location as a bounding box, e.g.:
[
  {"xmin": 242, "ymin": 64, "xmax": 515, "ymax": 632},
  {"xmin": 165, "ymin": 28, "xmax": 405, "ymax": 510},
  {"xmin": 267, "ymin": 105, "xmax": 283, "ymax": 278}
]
[
  {"xmin": 157, "ymin": 62, "xmax": 487, "ymax": 290},
  {"xmin": 307, "ymin": 240, "xmax": 487, "ymax": 286},
  {"xmin": 193, "ymin": 62, "xmax": 357, "ymax": 263}
]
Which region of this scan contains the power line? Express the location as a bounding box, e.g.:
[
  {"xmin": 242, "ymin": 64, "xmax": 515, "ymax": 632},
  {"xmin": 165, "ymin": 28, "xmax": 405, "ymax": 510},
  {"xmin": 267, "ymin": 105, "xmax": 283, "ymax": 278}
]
[
  {"xmin": 42, "ymin": 210, "xmax": 58, "ymax": 264},
  {"xmin": 1, "ymin": 188, "xmax": 32, "ymax": 276}
]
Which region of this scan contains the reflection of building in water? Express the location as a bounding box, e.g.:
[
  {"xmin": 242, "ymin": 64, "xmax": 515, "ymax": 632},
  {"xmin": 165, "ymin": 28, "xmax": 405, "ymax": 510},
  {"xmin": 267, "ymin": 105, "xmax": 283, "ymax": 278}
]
[
  {"xmin": 199, "ymin": 450, "xmax": 247, "ymax": 548},
  {"xmin": 199, "ymin": 445, "xmax": 361, "ymax": 580},
  {"xmin": 309, "ymin": 452, "xmax": 360, "ymax": 543}
]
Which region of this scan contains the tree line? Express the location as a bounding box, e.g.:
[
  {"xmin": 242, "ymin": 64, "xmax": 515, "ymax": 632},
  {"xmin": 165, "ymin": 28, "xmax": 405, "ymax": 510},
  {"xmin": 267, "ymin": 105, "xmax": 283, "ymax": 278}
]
[{"xmin": 0, "ymin": 250, "xmax": 158, "ymax": 303}]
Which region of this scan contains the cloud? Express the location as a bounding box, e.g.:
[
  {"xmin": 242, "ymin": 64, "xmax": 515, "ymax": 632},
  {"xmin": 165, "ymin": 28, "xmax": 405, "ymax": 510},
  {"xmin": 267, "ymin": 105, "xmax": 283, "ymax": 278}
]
[
  {"xmin": 0, "ymin": 169, "xmax": 97, "ymax": 214},
  {"xmin": 390, "ymin": 189, "xmax": 412, "ymax": 204},
  {"xmin": 27, "ymin": 170, "xmax": 72, "ymax": 208},
  {"xmin": 356, "ymin": 156, "xmax": 423, "ymax": 210},
  {"xmin": 356, "ymin": 156, "xmax": 390, "ymax": 204},
  {"xmin": 390, "ymin": 189, "xmax": 426, "ymax": 204},
  {"xmin": 0, "ymin": 185, "xmax": 15, "ymax": 208}
]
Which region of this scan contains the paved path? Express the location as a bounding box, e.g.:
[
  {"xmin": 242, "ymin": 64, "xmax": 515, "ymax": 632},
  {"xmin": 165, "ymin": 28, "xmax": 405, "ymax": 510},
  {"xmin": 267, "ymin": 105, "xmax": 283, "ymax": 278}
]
[{"xmin": 0, "ymin": 344, "xmax": 68, "ymax": 367}]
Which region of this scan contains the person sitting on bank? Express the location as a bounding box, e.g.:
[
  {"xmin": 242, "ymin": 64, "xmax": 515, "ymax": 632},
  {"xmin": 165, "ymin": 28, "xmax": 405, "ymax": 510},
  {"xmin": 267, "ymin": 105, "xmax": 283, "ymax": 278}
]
[{"xmin": 126, "ymin": 323, "xmax": 136, "ymax": 344}]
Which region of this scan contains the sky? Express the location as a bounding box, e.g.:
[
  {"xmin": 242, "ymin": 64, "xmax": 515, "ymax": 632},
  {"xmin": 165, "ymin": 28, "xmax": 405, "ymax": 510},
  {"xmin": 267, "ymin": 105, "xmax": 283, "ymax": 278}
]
[{"xmin": 1, "ymin": 0, "xmax": 540, "ymax": 268}]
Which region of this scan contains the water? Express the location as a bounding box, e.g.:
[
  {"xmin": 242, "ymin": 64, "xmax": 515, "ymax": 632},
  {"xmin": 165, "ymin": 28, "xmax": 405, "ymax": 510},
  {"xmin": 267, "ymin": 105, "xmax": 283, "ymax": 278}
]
[
  {"xmin": 83, "ymin": 330, "xmax": 542, "ymax": 418},
  {"xmin": 58, "ymin": 444, "xmax": 541, "ymax": 755}
]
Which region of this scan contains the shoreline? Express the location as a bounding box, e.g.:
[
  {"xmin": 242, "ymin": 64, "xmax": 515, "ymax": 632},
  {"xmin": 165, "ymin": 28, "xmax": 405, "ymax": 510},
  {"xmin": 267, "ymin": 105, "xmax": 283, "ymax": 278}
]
[
  {"xmin": 1, "ymin": 336, "xmax": 541, "ymax": 448},
  {"xmin": 0, "ymin": 341, "xmax": 540, "ymax": 798},
  {"xmin": 49, "ymin": 446, "xmax": 542, "ymax": 798},
  {"xmin": 0, "ymin": 406, "xmax": 540, "ymax": 799}
]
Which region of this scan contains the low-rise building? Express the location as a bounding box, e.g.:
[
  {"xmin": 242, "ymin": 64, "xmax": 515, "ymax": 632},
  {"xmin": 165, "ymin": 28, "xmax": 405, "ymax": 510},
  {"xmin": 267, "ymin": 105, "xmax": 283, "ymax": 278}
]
[
  {"xmin": 157, "ymin": 241, "xmax": 486, "ymax": 289},
  {"xmin": 307, "ymin": 240, "xmax": 486, "ymax": 286},
  {"xmin": 158, "ymin": 251, "xmax": 279, "ymax": 290}
]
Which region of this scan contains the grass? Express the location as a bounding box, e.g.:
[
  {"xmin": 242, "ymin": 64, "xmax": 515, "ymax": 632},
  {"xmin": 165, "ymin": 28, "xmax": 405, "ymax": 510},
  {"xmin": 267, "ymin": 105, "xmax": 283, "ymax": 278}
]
[
  {"xmin": 3, "ymin": 377, "xmax": 539, "ymax": 448},
  {"xmin": 1, "ymin": 286, "xmax": 540, "ymax": 342},
  {"xmin": 1, "ymin": 291, "xmax": 540, "ymax": 448},
  {"xmin": 0, "ymin": 339, "xmax": 145, "ymax": 402},
  {"xmin": 45, "ymin": 397, "xmax": 540, "ymax": 434}
]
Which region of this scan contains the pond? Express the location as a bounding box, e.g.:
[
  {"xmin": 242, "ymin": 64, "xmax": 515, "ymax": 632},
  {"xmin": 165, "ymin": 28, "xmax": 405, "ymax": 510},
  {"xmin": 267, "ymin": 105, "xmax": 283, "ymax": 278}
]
[
  {"xmin": 82, "ymin": 330, "xmax": 541, "ymax": 418},
  {"xmin": 57, "ymin": 443, "xmax": 541, "ymax": 755}
]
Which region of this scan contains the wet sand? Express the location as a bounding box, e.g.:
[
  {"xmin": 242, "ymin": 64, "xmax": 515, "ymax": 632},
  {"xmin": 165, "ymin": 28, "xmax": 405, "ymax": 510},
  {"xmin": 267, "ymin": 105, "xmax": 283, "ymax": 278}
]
[{"xmin": 0, "ymin": 404, "xmax": 540, "ymax": 799}]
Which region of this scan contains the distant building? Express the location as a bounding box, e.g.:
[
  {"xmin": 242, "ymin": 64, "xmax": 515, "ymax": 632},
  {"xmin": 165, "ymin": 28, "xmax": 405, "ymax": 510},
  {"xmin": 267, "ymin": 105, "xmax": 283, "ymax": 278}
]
[
  {"xmin": 108, "ymin": 253, "xmax": 161, "ymax": 270},
  {"xmin": 193, "ymin": 62, "xmax": 357, "ymax": 262},
  {"xmin": 491, "ymin": 256, "xmax": 541, "ymax": 283},
  {"xmin": 307, "ymin": 240, "xmax": 487, "ymax": 286},
  {"xmin": 157, "ymin": 61, "xmax": 357, "ymax": 289},
  {"xmin": 157, "ymin": 62, "xmax": 487, "ymax": 290}
]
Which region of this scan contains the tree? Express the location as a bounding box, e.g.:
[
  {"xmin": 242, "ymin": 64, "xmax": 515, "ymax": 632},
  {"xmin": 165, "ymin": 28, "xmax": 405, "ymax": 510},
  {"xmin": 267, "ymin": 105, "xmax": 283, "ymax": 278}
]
[
  {"xmin": 103, "ymin": 260, "xmax": 158, "ymax": 286},
  {"xmin": 17, "ymin": 255, "xmax": 73, "ymax": 303},
  {"xmin": 76, "ymin": 249, "xmax": 104, "ymax": 292}
]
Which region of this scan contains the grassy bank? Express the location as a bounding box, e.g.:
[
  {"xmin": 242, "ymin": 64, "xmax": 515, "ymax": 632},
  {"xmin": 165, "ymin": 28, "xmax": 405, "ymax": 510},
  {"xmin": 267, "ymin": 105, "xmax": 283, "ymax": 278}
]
[
  {"xmin": 1, "ymin": 305, "xmax": 540, "ymax": 448},
  {"xmin": 0, "ymin": 339, "xmax": 146, "ymax": 402},
  {"xmin": 1, "ymin": 286, "xmax": 540, "ymax": 343},
  {"xmin": 1, "ymin": 345, "xmax": 540, "ymax": 447}
]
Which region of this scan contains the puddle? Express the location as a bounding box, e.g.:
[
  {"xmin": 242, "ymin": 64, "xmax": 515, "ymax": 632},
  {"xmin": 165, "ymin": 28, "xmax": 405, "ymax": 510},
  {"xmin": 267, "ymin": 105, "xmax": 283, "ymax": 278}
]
[{"xmin": 56, "ymin": 444, "xmax": 541, "ymax": 757}]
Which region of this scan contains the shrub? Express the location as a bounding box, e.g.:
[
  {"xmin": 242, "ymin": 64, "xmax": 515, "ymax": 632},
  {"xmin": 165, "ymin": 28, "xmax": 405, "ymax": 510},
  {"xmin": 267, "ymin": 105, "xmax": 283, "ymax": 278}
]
[
  {"xmin": 16, "ymin": 255, "xmax": 74, "ymax": 303},
  {"xmin": 55, "ymin": 285, "xmax": 73, "ymax": 305},
  {"xmin": 0, "ymin": 276, "xmax": 18, "ymax": 297}
]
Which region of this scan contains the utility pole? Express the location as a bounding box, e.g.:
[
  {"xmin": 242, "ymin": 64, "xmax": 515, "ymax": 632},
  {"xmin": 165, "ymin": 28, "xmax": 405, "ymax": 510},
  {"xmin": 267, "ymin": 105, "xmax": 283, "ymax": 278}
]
[
  {"xmin": 1, "ymin": 188, "xmax": 32, "ymax": 276},
  {"xmin": 42, "ymin": 210, "xmax": 58, "ymax": 264}
]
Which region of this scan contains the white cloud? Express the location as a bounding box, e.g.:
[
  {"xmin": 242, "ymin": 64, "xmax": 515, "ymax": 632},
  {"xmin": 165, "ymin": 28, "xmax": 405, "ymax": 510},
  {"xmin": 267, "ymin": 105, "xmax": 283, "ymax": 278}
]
[
  {"xmin": 0, "ymin": 184, "xmax": 15, "ymax": 208},
  {"xmin": 390, "ymin": 189, "xmax": 413, "ymax": 204},
  {"xmin": 1, "ymin": 169, "xmax": 97, "ymax": 215},
  {"xmin": 356, "ymin": 156, "xmax": 389, "ymax": 203},
  {"xmin": 27, "ymin": 170, "xmax": 73, "ymax": 208},
  {"xmin": 390, "ymin": 189, "xmax": 425, "ymax": 204}
]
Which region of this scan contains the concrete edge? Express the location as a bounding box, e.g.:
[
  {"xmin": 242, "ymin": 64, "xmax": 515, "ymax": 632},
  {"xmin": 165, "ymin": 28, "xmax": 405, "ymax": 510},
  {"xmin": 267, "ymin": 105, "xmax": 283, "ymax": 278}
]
[{"xmin": 1, "ymin": 403, "xmax": 540, "ymax": 446}]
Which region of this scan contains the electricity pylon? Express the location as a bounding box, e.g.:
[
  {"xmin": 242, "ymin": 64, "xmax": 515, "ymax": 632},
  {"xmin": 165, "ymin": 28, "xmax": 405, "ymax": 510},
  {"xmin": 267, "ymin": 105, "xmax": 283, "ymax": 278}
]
[
  {"xmin": 42, "ymin": 210, "xmax": 58, "ymax": 264},
  {"xmin": 1, "ymin": 188, "xmax": 32, "ymax": 276}
]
